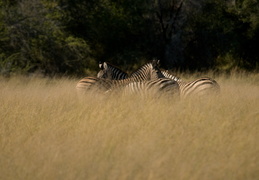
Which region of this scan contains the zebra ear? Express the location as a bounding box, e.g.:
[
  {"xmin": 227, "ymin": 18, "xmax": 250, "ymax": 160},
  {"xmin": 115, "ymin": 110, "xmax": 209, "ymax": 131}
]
[
  {"xmin": 103, "ymin": 62, "xmax": 108, "ymax": 70},
  {"xmin": 152, "ymin": 59, "xmax": 160, "ymax": 67},
  {"xmin": 99, "ymin": 61, "xmax": 104, "ymax": 69}
]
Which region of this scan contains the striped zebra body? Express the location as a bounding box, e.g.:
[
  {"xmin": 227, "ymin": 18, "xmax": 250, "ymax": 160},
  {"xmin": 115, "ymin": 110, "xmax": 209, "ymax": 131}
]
[
  {"xmin": 95, "ymin": 62, "xmax": 180, "ymax": 98},
  {"xmin": 97, "ymin": 62, "xmax": 128, "ymax": 80},
  {"xmin": 123, "ymin": 78, "xmax": 180, "ymax": 98},
  {"xmin": 179, "ymin": 78, "xmax": 220, "ymax": 98},
  {"xmin": 104, "ymin": 60, "xmax": 165, "ymax": 93},
  {"xmin": 76, "ymin": 60, "xmax": 164, "ymax": 94},
  {"xmin": 161, "ymin": 71, "xmax": 220, "ymax": 98},
  {"xmin": 76, "ymin": 77, "xmax": 112, "ymax": 94}
]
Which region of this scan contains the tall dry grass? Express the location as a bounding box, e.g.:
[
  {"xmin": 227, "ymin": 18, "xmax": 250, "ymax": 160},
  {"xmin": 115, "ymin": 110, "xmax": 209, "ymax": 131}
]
[{"xmin": 0, "ymin": 72, "xmax": 259, "ymax": 180}]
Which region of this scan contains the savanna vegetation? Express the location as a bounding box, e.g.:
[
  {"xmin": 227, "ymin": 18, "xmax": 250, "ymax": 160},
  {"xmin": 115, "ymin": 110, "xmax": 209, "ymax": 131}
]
[
  {"xmin": 1, "ymin": 0, "xmax": 259, "ymax": 76},
  {"xmin": 0, "ymin": 72, "xmax": 259, "ymax": 180},
  {"xmin": 1, "ymin": 1, "xmax": 259, "ymax": 179}
]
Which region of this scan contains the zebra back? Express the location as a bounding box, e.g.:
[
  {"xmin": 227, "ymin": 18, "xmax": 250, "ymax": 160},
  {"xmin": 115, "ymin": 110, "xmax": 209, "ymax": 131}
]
[
  {"xmin": 76, "ymin": 77, "xmax": 112, "ymax": 94},
  {"xmin": 179, "ymin": 77, "xmax": 220, "ymax": 98},
  {"xmin": 159, "ymin": 71, "xmax": 220, "ymax": 98},
  {"xmin": 123, "ymin": 78, "xmax": 180, "ymax": 99},
  {"xmin": 97, "ymin": 62, "xmax": 128, "ymax": 80}
]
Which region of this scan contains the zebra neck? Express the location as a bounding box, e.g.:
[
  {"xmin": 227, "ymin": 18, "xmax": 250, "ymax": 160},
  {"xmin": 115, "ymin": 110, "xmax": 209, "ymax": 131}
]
[{"xmin": 130, "ymin": 63, "xmax": 152, "ymax": 78}]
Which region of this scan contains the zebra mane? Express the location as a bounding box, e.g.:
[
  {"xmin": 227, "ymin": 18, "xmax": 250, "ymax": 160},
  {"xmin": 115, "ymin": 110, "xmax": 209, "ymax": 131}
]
[
  {"xmin": 98, "ymin": 61, "xmax": 128, "ymax": 80},
  {"xmin": 129, "ymin": 60, "xmax": 160, "ymax": 78},
  {"xmin": 102, "ymin": 62, "xmax": 126, "ymax": 73},
  {"xmin": 161, "ymin": 71, "xmax": 181, "ymax": 82}
]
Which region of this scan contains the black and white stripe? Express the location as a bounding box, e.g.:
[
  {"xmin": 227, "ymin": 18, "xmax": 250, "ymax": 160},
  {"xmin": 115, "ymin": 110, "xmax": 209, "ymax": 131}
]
[
  {"xmin": 76, "ymin": 60, "xmax": 164, "ymax": 94},
  {"xmin": 123, "ymin": 78, "xmax": 180, "ymax": 99},
  {"xmin": 76, "ymin": 77, "xmax": 112, "ymax": 94},
  {"xmin": 95, "ymin": 63, "xmax": 180, "ymax": 98},
  {"xmin": 97, "ymin": 62, "xmax": 128, "ymax": 80},
  {"xmin": 161, "ymin": 71, "xmax": 220, "ymax": 98}
]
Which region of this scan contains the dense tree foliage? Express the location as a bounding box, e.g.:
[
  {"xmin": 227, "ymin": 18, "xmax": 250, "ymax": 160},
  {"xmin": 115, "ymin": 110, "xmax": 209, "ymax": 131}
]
[
  {"xmin": 0, "ymin": 0, "xmax": 258, "ymax": 76},
  {"xmin": 0, "ymin": 0, "xmax": 93, "ymax": 76}
]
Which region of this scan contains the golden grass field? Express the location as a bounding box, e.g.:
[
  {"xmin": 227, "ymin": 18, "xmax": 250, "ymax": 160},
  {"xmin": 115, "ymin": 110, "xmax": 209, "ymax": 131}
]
[{"xmin": 0, "ymin": 72, "xmax": 259, "ymax": 180}]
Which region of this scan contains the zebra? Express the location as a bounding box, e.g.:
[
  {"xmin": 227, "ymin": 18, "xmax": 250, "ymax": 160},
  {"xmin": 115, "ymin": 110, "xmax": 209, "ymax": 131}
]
[
  {"xmin": 75, "ymin": 77, "xmax": 113, "ymax": 95},
  {"xmin": 76, "ymin": 60, "xmax": 164, "ymax": 94},
  {"xmin": 161, "ymin": 71, "xmax": 220, "ymax": 98},
  {"xmin": 123, "ymin": 78, "xmax": 180, "ymax": 99},
  {"xmin": 97, "ymin": 61, "xmax": 128, "ymax": 80},
  {"xmin": 95, "ymin": 62, "xmax": 180, "ymax": 98},
  {"xmin": 129, "ymin": 60, "xmax": 162, "ymax": 80}
]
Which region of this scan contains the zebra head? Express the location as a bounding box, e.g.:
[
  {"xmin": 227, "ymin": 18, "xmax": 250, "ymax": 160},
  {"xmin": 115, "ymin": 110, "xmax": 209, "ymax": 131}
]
[
  {"xmin": 130, "ymin": 59, "xmax": 165, "ymax": 81},
  {"xmin": 97, "ymin": 61, "xmax": 128, "ymax": 80},
  {"xmin": 97, "ymin": 62, "xmax": 113, "ymax": 79},
  {"xmin": 150, "ymin": 59, "xmax": 165, "ymax": 79},
  {"xmin": 150, "ymin": 60, "xmax": 164, "ymax": 80}
]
